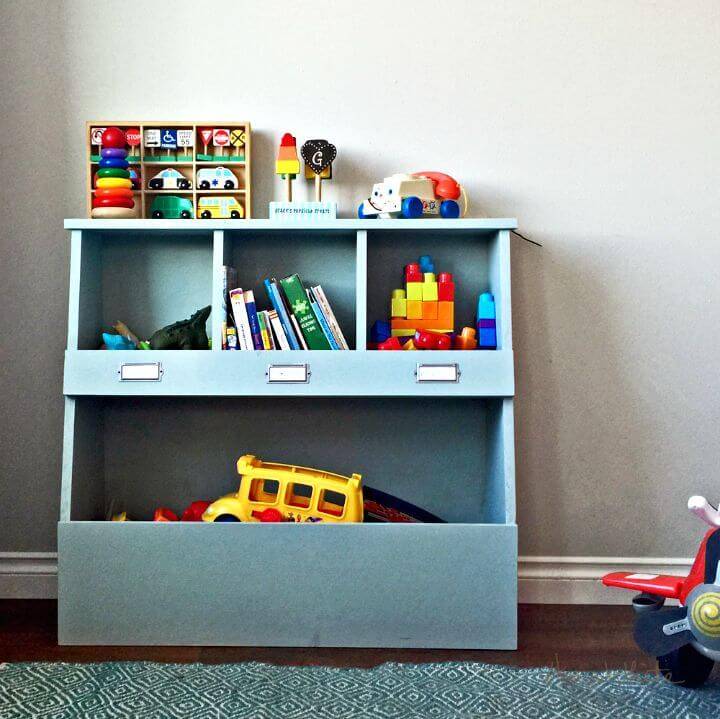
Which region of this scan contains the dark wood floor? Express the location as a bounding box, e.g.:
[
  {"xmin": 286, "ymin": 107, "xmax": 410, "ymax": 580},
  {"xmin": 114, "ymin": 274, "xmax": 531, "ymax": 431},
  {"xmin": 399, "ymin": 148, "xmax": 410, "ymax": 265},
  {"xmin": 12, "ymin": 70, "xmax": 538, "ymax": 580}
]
[{"xmin": 1, "ymin": 600, "xmax": 656, "ymax": 672}]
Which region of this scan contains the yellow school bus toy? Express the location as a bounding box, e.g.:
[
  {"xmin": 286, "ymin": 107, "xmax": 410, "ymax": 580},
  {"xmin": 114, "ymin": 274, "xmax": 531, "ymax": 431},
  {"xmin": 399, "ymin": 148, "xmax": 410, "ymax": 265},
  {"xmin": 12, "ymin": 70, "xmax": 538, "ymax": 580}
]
[
  {"xmin": 202, "ymin": 454, "xmax": 363, "ymax": 523},
  {"xmin": 197, "ymin": 195, "xmax": 244, "ymax": 219}
]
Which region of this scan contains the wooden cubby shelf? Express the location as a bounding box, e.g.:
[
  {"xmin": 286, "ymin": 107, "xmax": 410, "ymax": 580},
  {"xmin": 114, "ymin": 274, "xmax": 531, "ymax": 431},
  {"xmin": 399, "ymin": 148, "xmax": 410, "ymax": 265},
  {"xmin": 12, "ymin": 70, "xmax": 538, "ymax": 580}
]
[{"xmin": 60, "ymin": 217, "xmax": 519, "ymax": 648}]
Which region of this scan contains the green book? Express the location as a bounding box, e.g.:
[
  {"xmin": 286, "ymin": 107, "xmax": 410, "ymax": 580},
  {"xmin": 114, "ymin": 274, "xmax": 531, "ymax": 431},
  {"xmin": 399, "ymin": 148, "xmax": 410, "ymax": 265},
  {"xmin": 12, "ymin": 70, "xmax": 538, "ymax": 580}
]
[{"xmin": 279, "ymin": 274, "xmax": 331, "ymax": 350}]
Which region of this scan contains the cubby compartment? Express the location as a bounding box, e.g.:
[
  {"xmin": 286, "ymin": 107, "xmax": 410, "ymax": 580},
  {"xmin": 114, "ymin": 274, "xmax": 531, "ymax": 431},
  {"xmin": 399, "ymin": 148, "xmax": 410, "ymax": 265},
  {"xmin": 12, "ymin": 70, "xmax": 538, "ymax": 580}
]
[
  {"xmin": 223, "ymin": 228, "xmax": 357, "ymax": 349},
  {"xmin": 71, "ymin": 229, "xmax": 213, "ymax": 349},
  {"xmin": 59, "ymin": 395, "xmax": 516, "ymax": 647},
  {"xmin": 366, "ymin": 227, "xmax": 511, "ymax": 350},
  {"xmin": 64, "ymin": 396, "xmax": 514, "ymax": 525}
]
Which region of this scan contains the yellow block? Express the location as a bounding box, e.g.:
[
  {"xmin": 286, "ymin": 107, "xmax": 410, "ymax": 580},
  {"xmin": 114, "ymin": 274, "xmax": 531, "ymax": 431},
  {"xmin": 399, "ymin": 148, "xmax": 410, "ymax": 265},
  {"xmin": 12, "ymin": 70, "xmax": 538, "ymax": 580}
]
[
  {"xmin": 391, "ymin": 289, "xmax": 407, "ymax": 318},
  {"xmin": 96, "ymin": 177, "xmax": 133, "ymax": 189},
  {"xmin": 391, "ymin": 328, "xmax": 417, "ymax": 337},
  {"xmin": 406, "ymin": 282, "xmax": 423, "ymax": 301},
  {"xmin": 422, "ymin": 278, "xmax": 438, "ymax": 301}
]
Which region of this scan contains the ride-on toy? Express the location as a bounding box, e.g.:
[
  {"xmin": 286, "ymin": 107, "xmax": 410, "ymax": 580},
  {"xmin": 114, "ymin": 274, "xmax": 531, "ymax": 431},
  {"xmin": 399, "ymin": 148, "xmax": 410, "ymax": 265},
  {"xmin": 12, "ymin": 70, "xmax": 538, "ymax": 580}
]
[{"xmin": 603, "ymin": 495, "xmax": 720, "ymax": 687}]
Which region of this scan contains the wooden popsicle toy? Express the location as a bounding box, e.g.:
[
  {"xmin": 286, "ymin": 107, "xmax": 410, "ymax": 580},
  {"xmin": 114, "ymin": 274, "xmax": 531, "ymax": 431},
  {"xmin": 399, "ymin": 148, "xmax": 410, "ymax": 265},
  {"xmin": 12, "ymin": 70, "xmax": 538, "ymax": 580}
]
[{"xmin": 275, "ymin": 133, "xmax": 300, "ymax": 202}]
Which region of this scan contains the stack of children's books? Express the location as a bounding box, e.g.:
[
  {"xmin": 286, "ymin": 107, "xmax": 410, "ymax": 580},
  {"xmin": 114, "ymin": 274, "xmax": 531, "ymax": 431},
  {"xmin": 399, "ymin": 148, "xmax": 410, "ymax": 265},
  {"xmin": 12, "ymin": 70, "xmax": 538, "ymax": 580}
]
[{"xmin": 221, "ymin": 267, "xmax": 349, "ymax": 350}]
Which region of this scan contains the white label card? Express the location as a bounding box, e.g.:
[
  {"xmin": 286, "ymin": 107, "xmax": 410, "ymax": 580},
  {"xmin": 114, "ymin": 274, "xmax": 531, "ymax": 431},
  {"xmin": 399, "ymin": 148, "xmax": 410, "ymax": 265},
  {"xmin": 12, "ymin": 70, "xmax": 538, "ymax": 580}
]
[
  {"xmin": 120, "ymin": 363, "xmax": 163, "ymax": 381},
  {"xmin": 416, "ymin": 363, "xmax": 459, "ymax": 383},
  {"xmin": 267, "ymin": 364, "xmax": 309, "ymax": 383}
]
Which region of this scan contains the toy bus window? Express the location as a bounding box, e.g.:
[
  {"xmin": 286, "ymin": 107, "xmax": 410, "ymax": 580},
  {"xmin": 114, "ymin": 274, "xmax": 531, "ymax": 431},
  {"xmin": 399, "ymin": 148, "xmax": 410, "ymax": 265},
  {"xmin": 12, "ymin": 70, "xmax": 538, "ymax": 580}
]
[
  {"xmin": 318, "ymin": 489, "xmax": 346, "ymax": 517},
  {"xmin": 249, "ymin": 478, "xmax": 279, "ymax": 504},
  {"xmin": 286, "ymin": 482, "xmax": 313, "ymax": 509}
]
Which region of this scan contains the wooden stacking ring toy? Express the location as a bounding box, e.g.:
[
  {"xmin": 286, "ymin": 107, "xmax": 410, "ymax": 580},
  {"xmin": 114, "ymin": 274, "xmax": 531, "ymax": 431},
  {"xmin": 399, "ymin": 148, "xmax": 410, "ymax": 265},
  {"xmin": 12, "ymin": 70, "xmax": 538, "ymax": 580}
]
[
  {"xmin": 96, "ymin": 167, "xmax": 130, "ymax": 179},
  {"xmin": 99, "ymin": 157, "xmax": 129, "ymax": 169},
  {"xmin": 100, "ymin": 126, "xmax": 127, "ymax": 149},
  {"xmin": 101, "ymin": 147, "xmax": 128, "ymax": 159},
  {"xmin": 96, "ymin": 177, "xmax": 133, "ymax": 189},
  {"xmin": 95, "ymin": 187, "xmax": 134, "ymax": 200},
  {"xmin": 92, "ymin": 197, "xmax": 134, "ymax": 209},
  {"xmin": 90, "ymin": 206, "xmax": 136, "ymax": 219}
]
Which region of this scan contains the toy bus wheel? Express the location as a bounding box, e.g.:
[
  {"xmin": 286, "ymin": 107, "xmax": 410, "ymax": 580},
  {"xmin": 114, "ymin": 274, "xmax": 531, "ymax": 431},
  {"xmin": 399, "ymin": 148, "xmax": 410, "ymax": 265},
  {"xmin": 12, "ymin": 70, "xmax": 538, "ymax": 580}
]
[
  {"xmin": 149, "ymin": 180, "xmax": 162, "ymax": 189},
  {"xmin": 180, "ymin": 210, "xmax": 192, "ymax": 219},
  {"xmin": 224, "ymin": 180, "xmax": 234, "ymax": 189},
  {"xmin": 401, "ymin": 196, "xmax": 423, "ymax": 219},
  {"xmin": 200, "ymin": 210, "xmax": 212, "ymax": 219},
  {"xmin": 178, "ymin": 180, "xmax": 190, "ymax": 190},
  {"xmin": 199, "ymin": 181, "xmax": 210, "ymax": 189},
  {"xmin": 230, "ymin": 211, "xmax": 241, "ymax": 219},
  {"xmin": 214, "ymin": 514, "xmax": 241, "ymax": 522},
  {"xmin": 658, "ymin": 645, "xmax": 714, "ymax": 688},
  {"xmin": 440, "ymin": 199, "xmax": 460, "ymax": 219},
  {"xmin": 151, "ymin": 210, "xmax": 163, "ymax": 219}
]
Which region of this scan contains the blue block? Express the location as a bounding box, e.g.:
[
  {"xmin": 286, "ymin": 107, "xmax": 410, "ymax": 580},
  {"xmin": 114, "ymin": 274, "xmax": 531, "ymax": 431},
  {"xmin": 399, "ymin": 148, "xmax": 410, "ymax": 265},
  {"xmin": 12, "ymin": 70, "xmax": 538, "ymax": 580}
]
[
  {"xmin": 370, "ymin": 320, "xmax": 391, "ymax": 343},
  {"xmin": 418, "ymin": 255, "xmax": 435, "ymax": 273}
]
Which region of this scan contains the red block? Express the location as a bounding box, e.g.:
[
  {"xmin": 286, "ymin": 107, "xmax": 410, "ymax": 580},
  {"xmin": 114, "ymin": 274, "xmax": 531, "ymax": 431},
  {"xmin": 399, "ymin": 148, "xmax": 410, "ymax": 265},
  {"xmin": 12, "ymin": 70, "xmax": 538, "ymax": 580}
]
[
  {"xmin": 378, "ymin": 337, "xmax": 403, "ymax": 350},
  {"xmin": 405, "ymin": 263, "xmax": 422, "ymax": 283},
  {"xmin": 438, "ymin": 272, "xmax": 455, "ymax": 301},
  {"xmin": 414, "ymin": 330, "xmax": 451, "ymax": 350}
]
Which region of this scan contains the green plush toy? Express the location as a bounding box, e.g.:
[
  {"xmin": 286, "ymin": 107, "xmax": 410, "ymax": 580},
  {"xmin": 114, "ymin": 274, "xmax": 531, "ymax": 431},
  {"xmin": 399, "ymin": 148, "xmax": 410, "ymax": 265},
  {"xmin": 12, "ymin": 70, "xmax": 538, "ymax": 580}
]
[{"xmin": 149, "ymin": 306, "xmax": 211, "ymax": 350}]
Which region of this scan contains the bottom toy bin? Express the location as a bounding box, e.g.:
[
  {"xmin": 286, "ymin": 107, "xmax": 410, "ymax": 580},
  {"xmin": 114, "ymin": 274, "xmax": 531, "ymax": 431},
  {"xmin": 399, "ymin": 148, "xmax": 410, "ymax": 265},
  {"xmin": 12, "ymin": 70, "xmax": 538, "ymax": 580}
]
[{"xmin": 58, "ymin": 395, "xmax": 517, "ymax": 647}]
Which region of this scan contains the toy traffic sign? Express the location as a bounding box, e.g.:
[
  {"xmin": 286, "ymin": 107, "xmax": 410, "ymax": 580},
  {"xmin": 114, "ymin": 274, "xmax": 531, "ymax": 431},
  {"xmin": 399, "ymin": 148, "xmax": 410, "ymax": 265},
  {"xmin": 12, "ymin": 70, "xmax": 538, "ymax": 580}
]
[
  {"xmin": 213, "ymin": 128, "xmax": 229, "ymax": 158},
  {"xmin": 198, "ymin": 128, "xmax": 213, "ymax": 160},
  {"xmin": 230, "ymin": 129, "xmax": 246, "ymax": 158},
  {"xmin": 144, "ymin": 128, "xmax": 160, "ymax": 158},
  {"xmin": 161, "ymin": 129, "xmax": 177, "ymax": 157},
  {"xmin": 91, "ymin": 127, "xmax": 107, "ymax": 146}
]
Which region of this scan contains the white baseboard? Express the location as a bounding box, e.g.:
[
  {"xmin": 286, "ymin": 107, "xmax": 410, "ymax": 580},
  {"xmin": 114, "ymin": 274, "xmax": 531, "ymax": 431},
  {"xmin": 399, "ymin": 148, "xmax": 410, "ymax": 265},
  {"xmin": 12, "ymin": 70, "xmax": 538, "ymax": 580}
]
[
  {"xmin": 0, "ymin": 553, "xmax": 58, "ymax": 599},
  {"xmin": 0, "ymin": 553, "xmax": 694, "ymax": 603}
]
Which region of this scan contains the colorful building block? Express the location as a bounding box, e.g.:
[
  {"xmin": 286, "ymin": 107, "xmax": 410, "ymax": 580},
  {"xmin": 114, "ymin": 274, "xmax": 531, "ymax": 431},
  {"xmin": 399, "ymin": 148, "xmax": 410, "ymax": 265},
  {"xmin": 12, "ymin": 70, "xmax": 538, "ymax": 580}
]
[
  {"xmin": 438, "ymin": 272, "xmax": 455, "ymax": 301},
  {"xmin": 391, "ymin": 328, "xmax": 417, "ymax": 337},
  {"xmin": 406, "ymin": 281, "xmax": 423, "ymax": 301},
  {"xmin": 437, "ymin": 301, "xmax": 454, "ymax": 328},
  {"xmin": 378, "ymin": 337, "xmax": 403, "ymax": 350},
  {"xmin": 422, "ymin": 273, "xmax": 438, "ymax": 301},
  {"xmin": 370, "ymin": 320, "xmax": 391, "ymax": 344},
  {"xmin": 415, "ymin": 330, "xmax": 452, "ymax": 350},
  {"xmin": 418, "ymin": 255, "xmax": 435, "ymax": 273},
  {"xmin": 405, "ymin": 263, "xmax": 423, "ymax": 283},
  {"xmin": 477, "ymin": 292, "xmax": 497, "ymax": 350},
  {"xmin": 391, "ymin": 316, "xmax": 452, "ymax": 332},
  {"xmin": 403, "ymin": 339, "xmax": 417, "ymax": 350},
  {"xmin": 421, "ymin": 301, "xmax": 438, "ymax": 320},
  {"xmin": 406, "ymin": 300, "xmax": 423, "ymax": 319},
  {"xmin": 391, "ymin": 289, "xmax": 407, "ymax": 318},
  {"xmin": 454, "ymin": 327, "xmax": 478, "ymax": 350}
]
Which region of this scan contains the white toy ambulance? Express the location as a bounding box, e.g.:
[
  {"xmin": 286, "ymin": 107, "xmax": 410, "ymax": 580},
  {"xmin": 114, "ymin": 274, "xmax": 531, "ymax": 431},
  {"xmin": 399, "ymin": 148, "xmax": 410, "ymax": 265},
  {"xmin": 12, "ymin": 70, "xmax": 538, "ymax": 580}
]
[{"xmin": 197, "ymin": 166, "xmax": 238, "ymax": 190}]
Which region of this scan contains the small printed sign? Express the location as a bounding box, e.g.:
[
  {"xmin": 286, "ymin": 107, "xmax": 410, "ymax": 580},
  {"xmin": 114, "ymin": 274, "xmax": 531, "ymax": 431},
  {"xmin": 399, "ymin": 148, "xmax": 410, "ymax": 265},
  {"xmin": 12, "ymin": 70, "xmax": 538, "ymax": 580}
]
[
  {"xmin": 230, "ymin": 129, "xmax": 246, "ymax": 147},
  {"xmin": 91, "ymin": 127, "xmax": 107, "ymax": 145},
  {"xmin": 125, "ymin": 127, "xmax": 141, "ymax": 147},
  {"xmin": 144, "ymin": 129, "xmax": 161, "ymax": 147},
  {"xmin": 161, "ymin": 129, "xmax": 177, "ymax": 148},
  {"xmin": 301, "ymin": 139, "xmax": 337, "ymax": 175},
  {"xmin": 177, "ymin": 129, "xmax": 194, "ymax": 147},
  {"xmin": 213, "ymin": 128, "xmax": 230, "ymax": 146}
]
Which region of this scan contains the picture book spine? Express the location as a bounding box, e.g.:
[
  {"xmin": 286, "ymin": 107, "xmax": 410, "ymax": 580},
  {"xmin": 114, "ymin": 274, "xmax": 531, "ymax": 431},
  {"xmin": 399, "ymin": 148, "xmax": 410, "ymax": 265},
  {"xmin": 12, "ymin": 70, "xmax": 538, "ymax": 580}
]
[
  {"xmin": 308, "ymin": 289, "xmax": 339, "ymax": 350},
  {"xmin": 257, "ymin": 311, "xmax": 271, "ymax": 350},
  {"xmin": 243, "ymin": 290, "xmax": 264, "ymax": 350},
  {"xmin": 229, "ymin": 288, "xmax": 253, "ymax": 350},
  {"xmin": 221, "ymin": 266, "xmax": 237, "ymax": 350},
  {"xmin": 262, "ymin": 311, "xmax": 276, "ymax": 349},
  {"xmin": 279, "ymin": 274, "xmax": 331, "ymax": 350},
  {"xmin": 290, "ymin": 314, "xmax": 309, "ymax": 349},
  {"xmin": 264, "ymin": 278, "xmax": 300, "ymax": 350},
  {"xmin": 268, "ymin": 310, "xmax": 290, "ymax": 350},
  {"xmin": 313, "ymin": 285, "xmax": 349, "ymax": 350}
]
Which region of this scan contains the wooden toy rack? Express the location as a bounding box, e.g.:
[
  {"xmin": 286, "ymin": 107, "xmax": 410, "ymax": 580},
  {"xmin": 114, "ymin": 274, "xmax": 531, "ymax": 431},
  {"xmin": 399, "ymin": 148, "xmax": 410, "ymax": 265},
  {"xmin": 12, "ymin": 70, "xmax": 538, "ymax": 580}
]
[{"xmin": 86, "ymin": 121, "xmax": 252, "ymax": 219}]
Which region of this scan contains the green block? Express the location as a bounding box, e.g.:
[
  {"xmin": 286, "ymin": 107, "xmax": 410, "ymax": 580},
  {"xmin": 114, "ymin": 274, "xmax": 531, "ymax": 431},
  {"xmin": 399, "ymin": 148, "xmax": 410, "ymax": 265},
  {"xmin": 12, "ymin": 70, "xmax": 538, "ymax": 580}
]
[
  {"xmin": 196, "ymin": 153, "xmax": 213, "ymax": 161},
  {"xmin": 177, "ymin": 154, "xmax": 193, "ymax": 162},
  {"xmin": 127, "ymin": 155, "xmax": 141, "ymax": 163},
  {"xmin": 225, "ymin": 155, "xmax": 245, "ymax": 162}
]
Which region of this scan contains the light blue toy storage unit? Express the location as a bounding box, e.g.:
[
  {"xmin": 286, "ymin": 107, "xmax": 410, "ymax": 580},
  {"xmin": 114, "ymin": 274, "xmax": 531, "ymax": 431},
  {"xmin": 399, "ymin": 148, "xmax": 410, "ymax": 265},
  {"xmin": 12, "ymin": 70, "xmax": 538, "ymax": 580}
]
[{"xmin": 60, "ymin": 218, "xmax": 518, "ymax": 648}]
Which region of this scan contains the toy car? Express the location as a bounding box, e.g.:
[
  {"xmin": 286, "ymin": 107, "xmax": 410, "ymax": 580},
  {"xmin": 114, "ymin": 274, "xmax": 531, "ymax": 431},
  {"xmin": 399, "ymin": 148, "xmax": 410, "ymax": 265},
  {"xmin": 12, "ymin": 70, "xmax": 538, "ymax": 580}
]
[
  {"xmin": 197, "ymin": 166, "xmax": 238, "ymax": 190},
  {"xmin": 197, "ymin": 196, "xmax": 244, "ymax": 219},
  {"xmin": 148, "ymin": 168, "xmax": 191, "ymax": 190},
  {"xmin": 603, "ymin": 495, "xmax": 720, "ymax": 687},
  {"xmin": 150, "ymin": 195, "xmax": 193, "ymax": 219},
  {"xmin": 202, "ymin": 454, "xmax": 364, "ymax": 523},
  {"xmin": 358, "ymin": 171, "xmax": 465, "ymax": 219}
]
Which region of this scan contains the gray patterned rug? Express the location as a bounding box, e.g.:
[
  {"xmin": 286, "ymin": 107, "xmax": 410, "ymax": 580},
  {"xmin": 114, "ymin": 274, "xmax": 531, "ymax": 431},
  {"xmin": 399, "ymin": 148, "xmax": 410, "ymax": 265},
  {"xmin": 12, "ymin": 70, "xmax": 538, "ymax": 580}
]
[{"xmin": 0, "ymin": 660, "xmax": 718, "ymax": 718}]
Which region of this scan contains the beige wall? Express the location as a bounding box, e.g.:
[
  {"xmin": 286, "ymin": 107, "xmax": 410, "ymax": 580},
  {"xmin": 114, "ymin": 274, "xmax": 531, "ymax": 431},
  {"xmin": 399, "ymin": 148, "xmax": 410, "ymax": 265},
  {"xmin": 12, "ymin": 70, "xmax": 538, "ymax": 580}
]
[{"xmin": 1, "ymin": 0, "xmax": 719, "ymax": 557}]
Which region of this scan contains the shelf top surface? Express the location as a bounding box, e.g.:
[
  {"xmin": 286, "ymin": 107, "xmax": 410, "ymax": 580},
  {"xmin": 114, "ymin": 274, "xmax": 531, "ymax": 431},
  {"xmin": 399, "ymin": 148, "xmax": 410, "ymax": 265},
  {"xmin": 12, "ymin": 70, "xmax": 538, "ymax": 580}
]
[{"xmin": 64, "ymin": 218, "xmax": 518, "ymax": 231}]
